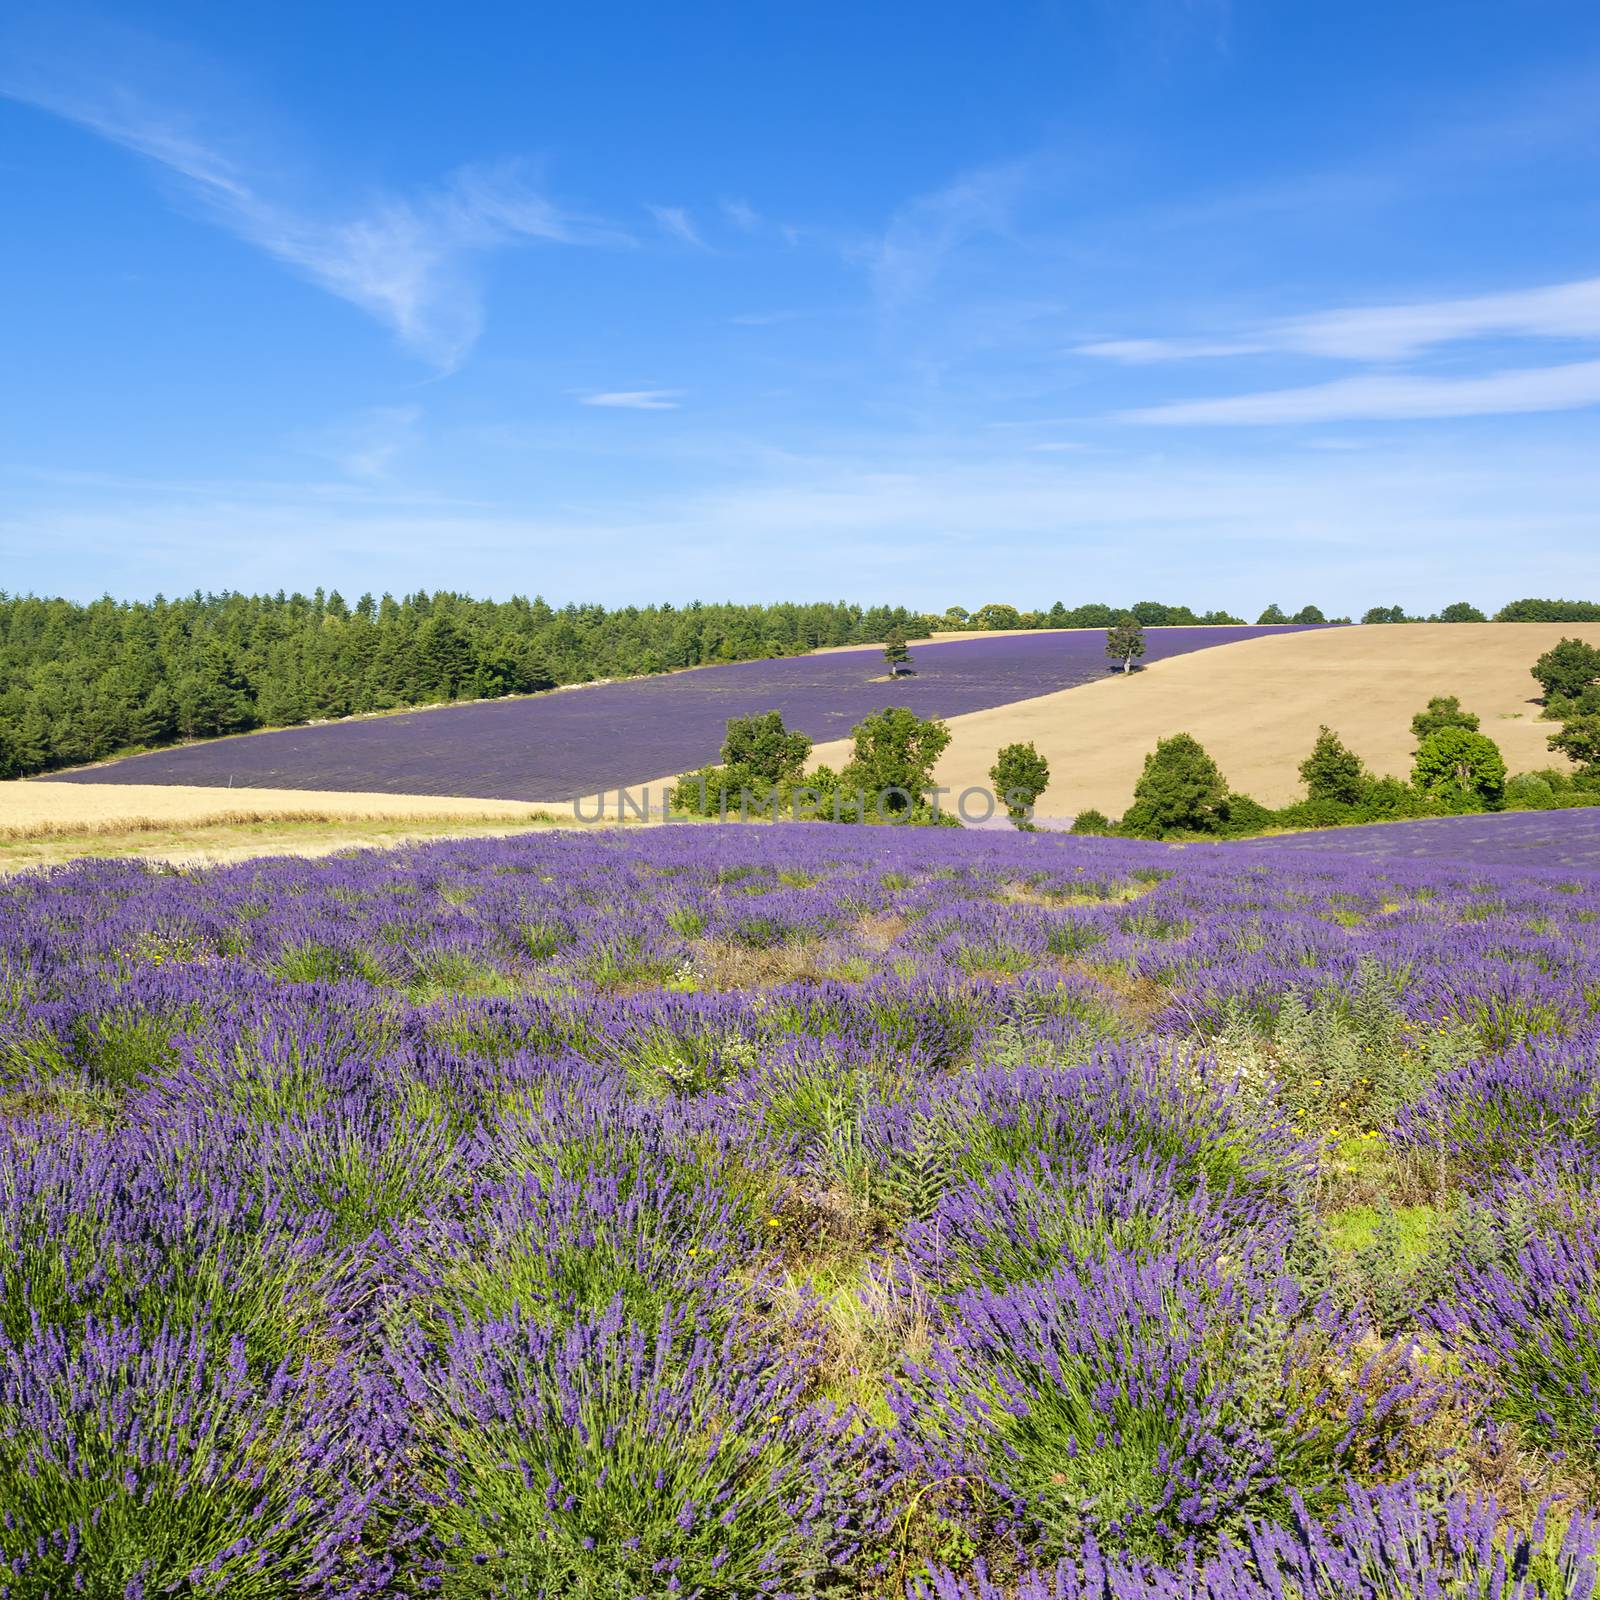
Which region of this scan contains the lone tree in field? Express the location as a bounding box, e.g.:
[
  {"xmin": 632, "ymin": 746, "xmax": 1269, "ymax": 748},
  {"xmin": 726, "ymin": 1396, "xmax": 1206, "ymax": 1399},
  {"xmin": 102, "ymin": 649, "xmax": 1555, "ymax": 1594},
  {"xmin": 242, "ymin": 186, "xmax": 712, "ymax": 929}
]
[
  {"xmin": 989, "ymin": 741, "xmax": 1051, "ymax": 829},
  {"xmin": 721, "ymin": 710, "xmax": 812, "ymax": 784},
  {"xmin": 883, "ymin": 628, "xmax": 912, "ymax": 671},
  {"xmin": 840, "ymin": 706, "xmax": 952, "ymax": 816},
  {"xmin": 1299, "ymin": 727, "xmax": 1368, "ymax": 805},
  {"xmin": 1106, "ymin": 613, "xmax": 1146, "ymax": 675},
  {"xmin": 1532, "ymin": 638, "xmax": 1600, "ymax": 704},
  {"xmin": 1413, "ymin": 727, "xmax": 1507, "ymax": 809},
  {"xmin": 1121, "ymin": 733, "xmax": 1228, "ymax": 836},
  {"xmin": 1410, "ymin": 695, "xmax": 1480, "ymax": 748}
]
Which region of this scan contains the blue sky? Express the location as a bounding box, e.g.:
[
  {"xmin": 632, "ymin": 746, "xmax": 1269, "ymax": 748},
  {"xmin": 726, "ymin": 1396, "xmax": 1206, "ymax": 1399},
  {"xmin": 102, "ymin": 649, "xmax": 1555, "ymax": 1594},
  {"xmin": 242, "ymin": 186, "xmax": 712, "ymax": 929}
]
[{"xmin": 3, "ymin": 0, "xmax": 1599, "ymax": 614}]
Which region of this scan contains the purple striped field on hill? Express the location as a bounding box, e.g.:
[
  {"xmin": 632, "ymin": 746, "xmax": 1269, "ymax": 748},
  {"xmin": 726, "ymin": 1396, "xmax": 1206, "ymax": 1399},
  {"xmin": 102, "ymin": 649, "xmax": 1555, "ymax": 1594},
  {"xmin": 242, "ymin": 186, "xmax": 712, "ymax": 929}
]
[
  {"xmin": 1234, "ymin": 807, "xmax": 1600, "ymax": 870},
  {"xmin": 43, "ymin": 625, "xmax": 1320, "ymax": 801}
]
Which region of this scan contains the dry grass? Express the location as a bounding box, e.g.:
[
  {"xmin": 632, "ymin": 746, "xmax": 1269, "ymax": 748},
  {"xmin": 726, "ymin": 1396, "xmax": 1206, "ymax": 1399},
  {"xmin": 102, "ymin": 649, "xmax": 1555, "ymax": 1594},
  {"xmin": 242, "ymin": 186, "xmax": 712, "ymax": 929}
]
[
  {"xmin": 806, "ymin": 622, "xmax": 1600, "ymax": 815},
  {"xmin": 0, "ymin": 815, "xmax": 584, "ymax": 874},
  {"xmin": 0, "ymin": 781, "xmax": 606, "ymax": 871}
]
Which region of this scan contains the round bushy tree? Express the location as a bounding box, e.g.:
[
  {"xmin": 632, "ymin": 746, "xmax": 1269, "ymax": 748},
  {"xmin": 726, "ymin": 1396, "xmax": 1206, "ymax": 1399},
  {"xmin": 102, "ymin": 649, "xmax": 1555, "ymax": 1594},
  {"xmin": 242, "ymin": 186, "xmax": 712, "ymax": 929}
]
[
  {"xmin": 720, "ymin": 710, "xmax": 812, "ymax": 784},
  {"xmin": 1256, "ymin": 603, "xmax": 1288, "ymax": 624},
  {"xmin": 973, "ymin": 603, "xmax": 1021, "ymax": 630},
  {"xmin": 1532, "ymin": 637, "xmax": 1600, "ymax": 702},
  {"xmin": 989, "ymin": 741, "xmax": 1051, "ymax": 828},
  {"xmin": 1298, "ymin": 726, "xmax": 1368, "ymax": 805},
  {"xmin": 1410, "ymin": 695, "xmax": 1480, "ymax": 745},
  {"xmin": 1438, "ymin": 601, "xmax": 1487, "ymax": 622},
  {"xmin": 1121, "ymin": 734, "xmax": 1228, "ymax": 836},
  {"xmin": 1412, "ymin": 726, "xmax": 1507, "ymax": 809},
  {"xmin": 1291, "ymin": 604, "xmax": 1326, "ymax": 624},
  {"xmin": 840, "ymin": 706, "xmax": 951, "ymax": 815}
]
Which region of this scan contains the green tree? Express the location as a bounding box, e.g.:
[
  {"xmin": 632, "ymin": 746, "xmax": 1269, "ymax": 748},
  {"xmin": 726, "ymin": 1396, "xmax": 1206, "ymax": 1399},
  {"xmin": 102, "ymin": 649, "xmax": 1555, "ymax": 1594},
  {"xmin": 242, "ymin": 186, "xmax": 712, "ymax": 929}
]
[
  {"xmin": 883, "ymin": 629, "xmax": 911, "ymax": 669},
  {"xmin": 839, "ymin": 707, "xmax": 951, "ymax": 817},
  {"xmin": 1362, "ymin": 605, "xmax": 1412, "ymax": 624},
  {"xmin": 1256, "ymin": 603, "xmax": 1289, "ymax": 624},
  {"xmin": 1291, "ymin": 605, "xmax": 1326, "ymax": 624},
  {"xmin": 1410, "ymin": 695, "xmax": 1480, "ymax": 746},
  {"xmin": 417, "ymin": 614, "xmax": 477, "ymax": 699},
  {"xmin": 1438, "ymin": 601, "xmax": 1487, "ymax": 622},
  {"xmin": 989, "ymin": 741, "xmax": 1051, "ymax": 829},
  {"xmin": 1121, "ymin": 733, "xmax": 1228, "ymax": 836},
  {"xmin": 1412, "ymin": 727, "xmax": 1507, "ymax": 809},
  {"xmin": 1106, "ymin": 614, "xmax": 1145, "ymax": 675},
  {"xmin": 1498, "ymin": 598, "xmax": 1600, "ymax": 622},
  {"xmin": 1547, "ymin": 715, "xmax": 1600, "ymax": 771},
  {"xmin": 972, "ymin": 603, "xmax": 1021, "ymax": 631},
  {"xmin": 1299, "ymin": 726, "xmax": 1368, "ymax": 804},
  {"xmin": 1531, "ymin": 637, "xmax": 1600, "ymax": 703},
  {"xmin": 720, "ymin": 710, "xmax": 812, "ymax": 784}
]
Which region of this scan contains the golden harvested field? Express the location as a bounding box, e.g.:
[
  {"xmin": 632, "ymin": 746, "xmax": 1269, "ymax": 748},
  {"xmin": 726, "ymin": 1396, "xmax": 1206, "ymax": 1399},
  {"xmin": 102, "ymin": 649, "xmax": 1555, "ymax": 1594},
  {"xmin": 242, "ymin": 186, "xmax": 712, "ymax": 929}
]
[
  {"xmin": 808, "ymin": 623, "xmax": 1600, "ymax": 816},
  {"xmin": 0, "ymin": 783, "xmax": 593, "ymax": 872}
]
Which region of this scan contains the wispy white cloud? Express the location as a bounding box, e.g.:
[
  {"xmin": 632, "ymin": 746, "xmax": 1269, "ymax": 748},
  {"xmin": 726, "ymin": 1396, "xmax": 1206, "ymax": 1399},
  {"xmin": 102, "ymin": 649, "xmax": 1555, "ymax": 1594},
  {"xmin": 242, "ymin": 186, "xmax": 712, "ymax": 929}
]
[
  {"xmin": 0, "ymin": 68, "xmax": 621, "ymax": 369},
  {"xmin": 579, "ymin": 390, "xmax": 683, "ymax": 410},
  {"xmin": 1076, "ymin": 337, "xmax": 1262, "ymax": 363},
  {"xmin": 869, "ymin": 161, "xmax": 1030, "ymax": 308},
  {"xmin": 299, "ymin": 405, "xmax": 423, "ymax": 481},
  {"xmin": 720, "ymin": 197, "xmax": 760, "ymax": 232},
  {"xmin": 646, "ymin": 204, "xmax": 707, "ymax": 249},
  {"xmin": 1080, "ymin": 276, "xmax": 1600, "ymax": 365},
  {"xmin": 1122, "ymin": 358, "xmax": 1600, "ymax": 425}
]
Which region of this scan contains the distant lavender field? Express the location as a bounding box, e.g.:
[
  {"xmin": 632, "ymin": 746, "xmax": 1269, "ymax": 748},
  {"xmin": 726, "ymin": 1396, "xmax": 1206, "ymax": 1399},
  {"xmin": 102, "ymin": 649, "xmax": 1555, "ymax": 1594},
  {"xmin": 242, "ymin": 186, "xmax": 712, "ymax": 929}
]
[
  {"xmin": 44, "ymin": 626, "xmax": 1318, "ymax": 801},
  {"xmin": 1235, "ymin": 808, "xmax": 1600, "ymax": 871}
]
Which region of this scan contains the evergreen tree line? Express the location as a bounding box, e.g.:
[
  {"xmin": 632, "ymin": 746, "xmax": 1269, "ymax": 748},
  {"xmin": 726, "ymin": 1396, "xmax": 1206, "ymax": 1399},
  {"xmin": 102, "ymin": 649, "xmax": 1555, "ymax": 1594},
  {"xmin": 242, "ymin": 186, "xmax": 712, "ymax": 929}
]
[{"xmin": 0, "ymin": 590, "xmax": 933, "ymax": 780}]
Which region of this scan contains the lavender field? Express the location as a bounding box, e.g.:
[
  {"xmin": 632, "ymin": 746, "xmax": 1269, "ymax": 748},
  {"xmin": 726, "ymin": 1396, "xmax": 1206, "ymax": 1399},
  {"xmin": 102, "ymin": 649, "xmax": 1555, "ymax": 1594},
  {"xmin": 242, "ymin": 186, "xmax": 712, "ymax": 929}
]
[
  {"xmin": 2, "ymin": 821, "xmax": 1597, "ymax": 1596},
  {"xmin": 41, "ymin": 626, "xmax": 1318, "ymax": 800},
  {"xmin": 1236, "ymin": 807, "xmax": 1600, "ymax": 870}
]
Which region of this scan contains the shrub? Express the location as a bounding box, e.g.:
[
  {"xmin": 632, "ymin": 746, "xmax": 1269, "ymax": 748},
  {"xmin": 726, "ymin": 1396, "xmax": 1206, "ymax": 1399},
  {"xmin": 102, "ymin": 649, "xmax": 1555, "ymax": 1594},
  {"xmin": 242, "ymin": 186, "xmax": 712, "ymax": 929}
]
[
  {"xmin": 1068, "ymin": 807, "xmax": 1112, "ymax": 835},
  {"xmin": 1298, "ymin": 727, "xmax": 1369, "ymax": 805},
  {"xmin": 1217, "ymin": 793, "xmax": 1275, "ymax": 834},
  {"xmin": 1506, "ymin": 771, "xmax": 1559, "ymax": 809},
  {"xmin": 1120, "ymin": 733, "xmax": 1229, "ymax": 836}
]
